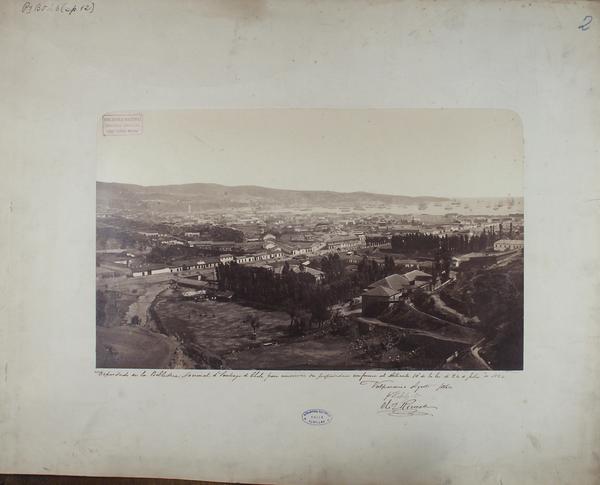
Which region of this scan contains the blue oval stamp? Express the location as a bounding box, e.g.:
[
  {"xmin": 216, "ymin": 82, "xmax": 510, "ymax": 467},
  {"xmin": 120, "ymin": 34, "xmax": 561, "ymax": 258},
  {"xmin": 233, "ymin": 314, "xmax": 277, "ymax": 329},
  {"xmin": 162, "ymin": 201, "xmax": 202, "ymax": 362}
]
[{"xmin": 301, "ymin": 408, "xmax": 332, "ymax": 426}]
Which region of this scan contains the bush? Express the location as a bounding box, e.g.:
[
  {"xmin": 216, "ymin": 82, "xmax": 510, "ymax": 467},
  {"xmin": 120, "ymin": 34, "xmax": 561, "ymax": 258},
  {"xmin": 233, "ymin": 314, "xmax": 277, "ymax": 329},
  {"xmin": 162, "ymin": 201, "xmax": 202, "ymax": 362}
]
[
  {"xmin": 411, "ymin": 289, "xmax": 434, "ymax": 312},
  {"xmin": 439, "ymin": 290, "xmax": 468, "ymax": 315}
]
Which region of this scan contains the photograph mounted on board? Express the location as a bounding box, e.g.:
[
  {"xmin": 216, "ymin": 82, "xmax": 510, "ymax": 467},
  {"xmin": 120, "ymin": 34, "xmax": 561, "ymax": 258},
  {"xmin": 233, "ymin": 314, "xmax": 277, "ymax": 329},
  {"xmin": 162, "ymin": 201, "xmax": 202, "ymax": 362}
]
[{"xmin": 96, "ymin": 109, "xmax": 524, "ymax": 371}]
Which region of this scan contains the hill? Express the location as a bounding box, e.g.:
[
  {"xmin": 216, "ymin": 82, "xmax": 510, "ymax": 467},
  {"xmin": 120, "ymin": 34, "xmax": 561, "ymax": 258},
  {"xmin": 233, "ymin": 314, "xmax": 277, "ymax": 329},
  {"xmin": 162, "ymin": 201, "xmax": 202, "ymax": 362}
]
[{"xmin": 96, "ymin": 181, "xmax": 449, "ymax": 212}]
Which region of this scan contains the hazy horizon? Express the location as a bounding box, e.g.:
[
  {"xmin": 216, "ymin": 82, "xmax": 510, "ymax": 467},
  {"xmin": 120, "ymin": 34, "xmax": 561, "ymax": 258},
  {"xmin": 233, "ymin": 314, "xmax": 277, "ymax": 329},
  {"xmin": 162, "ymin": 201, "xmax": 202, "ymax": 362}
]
[
  {"xmin": 96, "ymin": 179, "xmax": 523, "ymax": 200},
  {"xmin": 98, "ymin": 109, "xmax": 524, "ymax": 198}
]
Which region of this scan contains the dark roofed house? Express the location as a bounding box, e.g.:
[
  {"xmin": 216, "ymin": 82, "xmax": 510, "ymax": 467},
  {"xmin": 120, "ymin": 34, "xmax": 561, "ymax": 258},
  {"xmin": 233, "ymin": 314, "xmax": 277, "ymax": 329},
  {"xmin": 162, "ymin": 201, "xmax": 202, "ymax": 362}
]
[
  {"xmin": 302, "ymin": 266, "xmax": 326, "ymax": 282},
  {"xmin": 361, "ymin": 270, "xmax": 433, "ymax": 316},
  {"xmin": 131, "ymin": 263, "xmax": 172, "ymax": 277},
  {"xmin": 403, "ymin": 270, "xmax": 433, "ymax": 290},
  {"xmin": 362, "ymin": 274, "xmax": 409, "ymax": 317},
  {"xmin": 367, "ymin": 274, "xmax": 411, "ymax": 292},
  {"xmin": 452, "ymin": 252, "xmax": 498, "ymax": 270},
  {"xmin": 272, "ymin": 264, "xmax": 326, "ymax": 283},
  {"xmin": 364, "ymin": 286, "xmax": 400, "ymax": 298}
]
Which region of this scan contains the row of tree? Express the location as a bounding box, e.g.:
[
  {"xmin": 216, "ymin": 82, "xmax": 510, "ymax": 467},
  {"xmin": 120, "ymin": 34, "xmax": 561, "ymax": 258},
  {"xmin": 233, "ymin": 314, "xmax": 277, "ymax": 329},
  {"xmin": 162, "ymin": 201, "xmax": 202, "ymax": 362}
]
[
  {"xmin": 216, "ymin": 262, "xmax": 331, "ymax": 324},
  {"xmin": 146, "ymin": 245, "xmax": 205, "ymax": 264},
  {"xmin": 391, "ymin": 226, "xmax": 510, "ymax": 254},
  {"xmin": 216, "ymin": 254, "xmax": 403, "ymax": 326}
]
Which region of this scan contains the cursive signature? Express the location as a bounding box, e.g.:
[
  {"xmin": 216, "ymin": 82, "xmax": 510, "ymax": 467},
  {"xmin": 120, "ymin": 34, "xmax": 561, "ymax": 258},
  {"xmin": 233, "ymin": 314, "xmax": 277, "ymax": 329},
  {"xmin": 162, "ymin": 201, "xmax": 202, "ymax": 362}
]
[{"xmin": 378, "ymin": 391, "xmax": 438, "ymax": 417}]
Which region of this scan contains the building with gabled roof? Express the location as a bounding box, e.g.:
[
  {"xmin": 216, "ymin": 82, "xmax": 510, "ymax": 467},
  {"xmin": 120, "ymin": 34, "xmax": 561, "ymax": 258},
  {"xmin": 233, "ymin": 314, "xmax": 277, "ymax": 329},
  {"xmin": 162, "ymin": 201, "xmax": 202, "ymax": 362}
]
[
  {"xmin": 361, "ymin": 283, "xmax": 404, "ymax": 317},
  {"xmin": 403, "ymin": 270, "xmax": 434, "ymax": 289},
  {"xmin": 452, "ymin": 252, "xmax": 498, "ymax": 270},
  {"xmin": 363, "ymin": 285, "xmax": 400, "ymax": 298},
  {"xmin": 271, "ymin": 264, "xmax": 325, "ymax": 283},
  {"xmin": 362, "ymin": 270, "xmax": 433, "ymax": 316},
  {"xmin": 367, "ymin": 274, "xmax": 411, "ymax": 292}
]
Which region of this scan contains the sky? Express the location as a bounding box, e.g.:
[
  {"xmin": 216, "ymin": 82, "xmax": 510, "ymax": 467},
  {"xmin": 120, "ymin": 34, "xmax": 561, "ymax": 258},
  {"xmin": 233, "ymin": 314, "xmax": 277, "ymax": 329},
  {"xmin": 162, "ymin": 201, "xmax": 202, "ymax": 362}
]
[{"xmin": 97, "ymin": 109, "xmax": 523, "ymax": 198}]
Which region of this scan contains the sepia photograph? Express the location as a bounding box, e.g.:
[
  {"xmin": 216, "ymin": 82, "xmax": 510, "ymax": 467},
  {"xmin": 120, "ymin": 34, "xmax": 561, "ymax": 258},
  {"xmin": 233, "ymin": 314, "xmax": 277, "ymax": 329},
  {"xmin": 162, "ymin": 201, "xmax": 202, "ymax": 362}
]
[
  {"xmin": 6, "ymin": 0, "xmax": 600, "ymax": 482},
  {"xmin": 96, "ymin": 109, "xmax": 524, "ymax": 371}
]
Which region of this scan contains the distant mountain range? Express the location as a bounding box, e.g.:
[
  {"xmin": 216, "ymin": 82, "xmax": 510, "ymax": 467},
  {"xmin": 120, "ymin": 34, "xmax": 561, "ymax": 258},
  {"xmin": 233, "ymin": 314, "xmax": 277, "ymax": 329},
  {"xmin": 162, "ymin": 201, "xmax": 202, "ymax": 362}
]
[{"xmin": 96, "ymin": 181, "xmax": 451, "ymax": 212}]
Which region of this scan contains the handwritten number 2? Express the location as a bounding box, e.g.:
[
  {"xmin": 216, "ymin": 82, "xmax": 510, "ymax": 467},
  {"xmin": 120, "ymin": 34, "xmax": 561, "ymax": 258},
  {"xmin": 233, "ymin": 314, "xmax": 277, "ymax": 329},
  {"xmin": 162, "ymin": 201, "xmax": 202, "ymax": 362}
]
[{"xmin": 578, "ymin": 16, "xmax": 592, "ymax": 31}]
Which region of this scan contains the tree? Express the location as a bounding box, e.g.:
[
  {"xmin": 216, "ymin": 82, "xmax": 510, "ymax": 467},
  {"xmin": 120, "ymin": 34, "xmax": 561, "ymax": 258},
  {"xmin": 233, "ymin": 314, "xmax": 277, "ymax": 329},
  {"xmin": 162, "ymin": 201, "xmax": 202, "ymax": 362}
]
[
  {"xmin": 440, "ymin": 246, "xmax": 452, "ymax": 282},
  {"xmin": 384, "ymin": 255, "xmax": 395, "ymax": 275},
  {"xmin": 320, "ymin": 253, "xmax": 344, "ymax": 282},
  {"xmin": 243, "ymin": 313, "xmax": 261, "ymax": 339},
  {"xmin": 288, "ymin": 309, "xmax": 310, "ymax": 336},
  {"xmin": 411, "ymin": 288, "xmax": 433, "ymax": 311},
  {"xmin": 308, "ymin": 288, "xmax": 330, "ymax": 326}
]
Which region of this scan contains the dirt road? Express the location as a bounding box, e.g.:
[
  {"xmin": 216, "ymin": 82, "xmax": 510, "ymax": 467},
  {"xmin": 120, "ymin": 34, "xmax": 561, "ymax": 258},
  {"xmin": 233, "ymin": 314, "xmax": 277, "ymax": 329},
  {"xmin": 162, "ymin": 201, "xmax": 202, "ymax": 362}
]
[
  {"xmin": 124, "ymin": 284, "xmax": 167, "ymax": 329},
  {"xmin": 355, "ymin": 315, "xmax": 478, "ymax": 345}
]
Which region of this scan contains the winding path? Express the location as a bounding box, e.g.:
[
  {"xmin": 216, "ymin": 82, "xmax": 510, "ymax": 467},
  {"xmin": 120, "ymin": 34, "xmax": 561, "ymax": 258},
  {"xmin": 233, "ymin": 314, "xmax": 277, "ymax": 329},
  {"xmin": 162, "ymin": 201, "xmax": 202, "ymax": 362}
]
[
  {"xmin": 403, "ymin": 301, "xmax": 491, "ymax": 370},
  {"xmin": 354, "ymin": 316, "xmax": 476, "ymax": 345},
  {"xmin": 470, "ymin": 339, "xmax": 492, "ymax": 370}
]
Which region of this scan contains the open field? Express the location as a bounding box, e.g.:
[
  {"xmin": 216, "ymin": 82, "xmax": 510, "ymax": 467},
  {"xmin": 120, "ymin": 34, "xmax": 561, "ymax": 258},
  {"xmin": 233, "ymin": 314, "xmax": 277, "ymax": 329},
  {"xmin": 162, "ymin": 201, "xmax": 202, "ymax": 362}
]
[
  {"xmin": 225, "ymin": 335, "xmax": 360, "ymax": 369},
  {"xmin": 96, "ymin": 325, "xmax": 178, "ymax": 368},
  {"xmin": 152, "ymin": 289, "xmax": 370, "ymax": 369},
  {"xmin": 150, "ymin": 289, "xmax": 484, "ymax": 369},
  {"xmin": 153, "ymin": 291, "xmax": 300, "ymax": 368}
]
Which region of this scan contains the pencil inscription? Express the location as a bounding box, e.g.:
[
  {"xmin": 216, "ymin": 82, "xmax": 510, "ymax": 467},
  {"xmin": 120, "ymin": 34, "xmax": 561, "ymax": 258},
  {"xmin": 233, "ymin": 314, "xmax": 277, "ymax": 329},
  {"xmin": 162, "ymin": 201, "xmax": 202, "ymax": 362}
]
[
  {"xmin": 21, "ymin": 1, "xmax": 95, "ymax": 15},
  {"xmin": 578, "ymin": 16, "xmax": 592, "ymax": 31}
]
